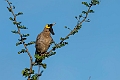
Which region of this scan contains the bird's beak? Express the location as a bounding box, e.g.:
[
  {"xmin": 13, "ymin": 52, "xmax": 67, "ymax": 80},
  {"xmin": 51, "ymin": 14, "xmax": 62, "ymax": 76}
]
[
  {"xmin": 50, "ymin": 23, "xmax": 56, "ymax": 35},
  {"xmin": 52, "ymin": 23, "xmax": 56, "ymax": 26}
]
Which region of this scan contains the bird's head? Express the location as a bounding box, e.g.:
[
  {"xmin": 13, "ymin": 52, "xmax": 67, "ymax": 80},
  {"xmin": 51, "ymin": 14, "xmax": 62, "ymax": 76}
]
[{"xmin": 45, "ymin": 23, "xmax": 56, "ymax": 35}]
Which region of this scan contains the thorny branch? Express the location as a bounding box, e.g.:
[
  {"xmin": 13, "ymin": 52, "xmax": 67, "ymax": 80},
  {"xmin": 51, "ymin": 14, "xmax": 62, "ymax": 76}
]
[{"xmin": 6, "ymin": 0, "xmax": 33, "ymax": 80}]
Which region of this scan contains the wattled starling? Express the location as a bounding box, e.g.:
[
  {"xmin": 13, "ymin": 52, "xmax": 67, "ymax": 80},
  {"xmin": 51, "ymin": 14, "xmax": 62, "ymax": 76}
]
[{"xmin": 35, "ymin": 23, "xmax": 56, "ymax": 56}]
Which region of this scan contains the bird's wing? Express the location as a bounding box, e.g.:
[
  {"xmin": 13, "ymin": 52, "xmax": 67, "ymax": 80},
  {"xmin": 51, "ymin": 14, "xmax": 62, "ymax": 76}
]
[
  {"xmin": 36, "ymin": 32, "xmax": 44, "ymax": 43},
  {"xmin": 35, "ymin": 32, "xmax": 45, "ymax": 52}
]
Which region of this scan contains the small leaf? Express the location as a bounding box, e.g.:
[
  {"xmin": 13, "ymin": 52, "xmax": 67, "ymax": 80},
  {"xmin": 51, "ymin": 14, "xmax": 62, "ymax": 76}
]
[
  {"xmin": 18, "ymin": 49, "xmax": 26, "ymax": 54},
  {"xmin": 41, "ymin": 63, "xmax": 47, "ymax": 69},
  {"xmin": 18, "ymin": 25, "xmax": 28, "ymax": 29},
  {"xmin": 25, "ymin": 41, "xmax": 35, "ymax": 46},
  {"xmin": 13, "ymin": 6, "xmax": 15, "ymax": 9},
  {"xmin": 91, "ymin": 0, "xmax": 100, "ymax": 5},
  {"xmin": 7, "ymin": 7, "xmax": 12, "ymax": 12},
  {"xmin": 65, "ymin": 36, "xmax": 69, "ymax": 39},
  {"xmin": 9, "ymin": 2, "xmax": 12, "ymax": 4},
  {"xmin": 64, "ymin": 42, "xmax": 68, "ymax": 45},
  {"xmin": 85, "ymin": 19, "xmax": 90, "ymax": 22},
  {"xmin": 16, "ymin": 42, "xmax": 22, "ymax": 46},
  {"xmin": 82, "ymin": 2, "xmax": 89, "ymax": 7},
  {"xmin": 76, "ymin": 25, "xmax": 82, "ymax": 30},
  {"xmin": 88, "ymin": 10, "xmax": 94, "ymax": 13},
  {"xmin": 31, "ymin": 74, "xmax": 38, "ymax": 80},
  {"xmin": 15, "ymin": 12, "xmax": 23, "ymax": 16},
  {"xmin": 75, "ymin": 16, "xmax": 77, "ymax": 19},
  {"xmin": 34, "ymin": 54, "xmax": 45, "ymax": 62},
  {"xmin": 9, "ymin": 17, "xmax": 14, "ymax": 21},
  {"xmin": 13, "ymin": 21, "xmax": 21, "ymax": 25},
  {"xmin": 60, "ymin": 37, "xmax": 65, "ymax": 41},
  {"xmin": 79, "ymin": 14, "xmax": 82, "ymax": 18},
  {"xmin": 18, "ymin": 38, "xmax": 27, "ymax": 41},
  {"xmin": 18, "ymin": 12, "xmax": 23, "ymax": 15},
  {"xmin": 50, "ymin": 51, "xmax": 56, "ymax": 56},
  {"xmin": 64, "ymin": 26, "xmax": 67, "ymax": 28},
  {"xmin": 39, "ymin": 70, "xmax": 44, "ymax": 76},
  {"xmin": 22, "ymin": 68, "xmax": 30, "ymax": 78},
  {"xmin": 22, "ymin": 34, "xmax": 30, "ymax": 37},
  {"xmin": 18, "ymin": 51, "xmax": 21, "ymax": 54},
  {"xmin": 82, "ymin": 11, "xmax": 86, "ymax": 14},
  {"xmin": 11, "ymin": 30, "xmax": 18, "ymax": 34}
]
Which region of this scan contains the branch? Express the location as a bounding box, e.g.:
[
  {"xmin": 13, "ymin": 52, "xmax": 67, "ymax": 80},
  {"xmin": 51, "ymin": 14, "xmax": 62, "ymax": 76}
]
[
  {"xmin": 37, "ymin": 65, "xmax": 41, "ymax": 80},
  {"xmin": 48, "ymin": 1, "xmax": 96, "ymax": 54},
  {"xmin": 6, "ymin": 0, "xmax": 33, "ymax": 80},
  {"xmin": 6, "ymin": 0, "xmax": 99, "ymax": 80}
]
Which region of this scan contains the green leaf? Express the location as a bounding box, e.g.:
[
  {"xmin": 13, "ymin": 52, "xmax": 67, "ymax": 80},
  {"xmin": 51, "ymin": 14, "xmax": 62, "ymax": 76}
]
[
  {"xmin": 13, "ymin": 6, "xmax": 15, "ymax": 9},
  {"xmin": 88, "ymin": 10, "xmax": 94, "ymax": 13},
  {"xmin": 9, "ymin": 2, "xmax": 12, "ymax": 4},
  {"xmin": 25, "ymin": 41, "xmax": 35, "ymax": 46},
  {"xmin": 91, "ymin": 0, "xmax": 100, "ymax": 5},
  {"xmin": 34, "ymin": 54, "xmax": 45, "ymax": 61},
  {"xmin": 9, "ymin": 17, "xmax": 14, "ymax": 21},
  {"xmin": 64, "ymin": 42, "xmax": 68, "ymax": 45},
  {"xmin": 11, "ymin": 30, "xmax": 18, "ymax": 34},
  {"xmin": 75, "ymin": 16, "xmax": 77, "ymax": 19},
  {"xmin": 22, "ymin": 68, "xmax": 30, "ymax": 78},
  {"xmin": 18, "ymin": 49, "xmax": 26, "ymax": 54},
  {"xmin": 60, "ymin": 37, "xmax": 69, "ymax": 41},
  {"xmin": 65, "ymin": 36, "xmax": 69, "ymax": 40},
  {"xmin": 41, "ymin": 63, "xmax": 47, "ymax": 69},
  {"xmin": 15, "ymin": 12, "xmax": 23, "ymax": 16},
  {"xmin": 31, "ymin": 74, "xmax": 38, "ymax": 80},
  {"xmin": 82, "ymin": 11, "xmax": 86, "ymax": 14},
  {"xmin": 13, "ymin": 21, "xmax": 17, "ymax": 25},
  {"xmin": 18, "ymin": 38, "xmax": 27, "ymax": 41},
  {"xmin": 76, "ymin": 25, "xmax": 82, "ymax": 30},
  {"xmin": 79, "ymin": 14, "xmax": 82, "ymax": 18},
  {"xmin": 16, "ymin": 41, "xmax": 22, "ymax": 46},
  {"xmin": 34, "ymin": 54, "xmax": 39, "ymax": 58},
  {"xmin": 64, "ymin": 26, "xmax": 67, "ymax": 28},
  {"xmin": 18, "ymin": 12, "xmax": 23, "ymax": 15},
  {"xmin": 60, "ymin": 37, "xmax": 65, "ymax": 41},
  {"xmin": 18, "ymin": 25, "xmax": 28, "ymax": 29},
  {"xmin": 50, "ymin": 51, "xmax": 56, "ymax": 56},
  {"xmin": 40, "ymin": 70, "xmax": 43, "ymax": 76},
  {"xmin": 71, "ymin": 28, "xmax": 80, "ymax": 35},
  {"xmin": 13, "ymin": 21, "xmax": 21, "ymax": 25},
  {"xmin": 22, "ymin": 34, "xmax": 30, "ymax": 37},
  {"xmin": 7, "ymin": 7, "xmax": 12, "ymax": 12},
  {"xmin": 82, "ymin": 2, "xmax": 89, "ymax": 7}
]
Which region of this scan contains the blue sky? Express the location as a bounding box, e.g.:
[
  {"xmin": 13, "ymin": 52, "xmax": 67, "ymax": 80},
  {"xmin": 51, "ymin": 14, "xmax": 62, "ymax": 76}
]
[{"xmin": 0, "ymin": 0, "xmax": 120, "ymax": 80}]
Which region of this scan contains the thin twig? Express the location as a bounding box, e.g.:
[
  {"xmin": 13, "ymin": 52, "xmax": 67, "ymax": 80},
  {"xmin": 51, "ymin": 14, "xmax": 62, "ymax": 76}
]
[
  {"xmin": 37, "ymin": 65, "xmax": 41, "ymax": 80},
  {"xmin": 6, "ymin": 0, "xmax": 33, "ymax": 80}
]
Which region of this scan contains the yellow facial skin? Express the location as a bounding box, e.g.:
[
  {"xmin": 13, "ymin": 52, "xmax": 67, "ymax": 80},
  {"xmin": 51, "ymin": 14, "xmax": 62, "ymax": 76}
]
[{"xmin": 45, "ymin": 24, "xmax": 50, "ymax": 28}]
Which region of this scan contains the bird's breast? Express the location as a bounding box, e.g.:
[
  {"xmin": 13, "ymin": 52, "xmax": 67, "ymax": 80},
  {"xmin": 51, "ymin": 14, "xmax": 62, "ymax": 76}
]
[{"xmin": 44, "ymin": 35, "xmax": 52, "ymax": 44}]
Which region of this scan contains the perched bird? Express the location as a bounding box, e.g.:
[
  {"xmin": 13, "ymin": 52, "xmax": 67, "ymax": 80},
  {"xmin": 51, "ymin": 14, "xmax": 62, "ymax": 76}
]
[{"xmin": 35, "ymin": 23, "xmax": 56, "ymax": 56}]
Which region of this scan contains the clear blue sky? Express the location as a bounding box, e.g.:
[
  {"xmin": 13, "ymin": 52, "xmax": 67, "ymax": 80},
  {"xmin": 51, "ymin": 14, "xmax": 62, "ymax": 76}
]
[{"xmin": 0, "ymin": 0, "xmax": 120, "ymax": 80}]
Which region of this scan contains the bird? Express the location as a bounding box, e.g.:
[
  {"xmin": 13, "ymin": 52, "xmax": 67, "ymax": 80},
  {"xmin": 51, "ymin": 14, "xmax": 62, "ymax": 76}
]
[{"xmin": 35, "ymin": 23, "xmax": 56, "ymax": 57}]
